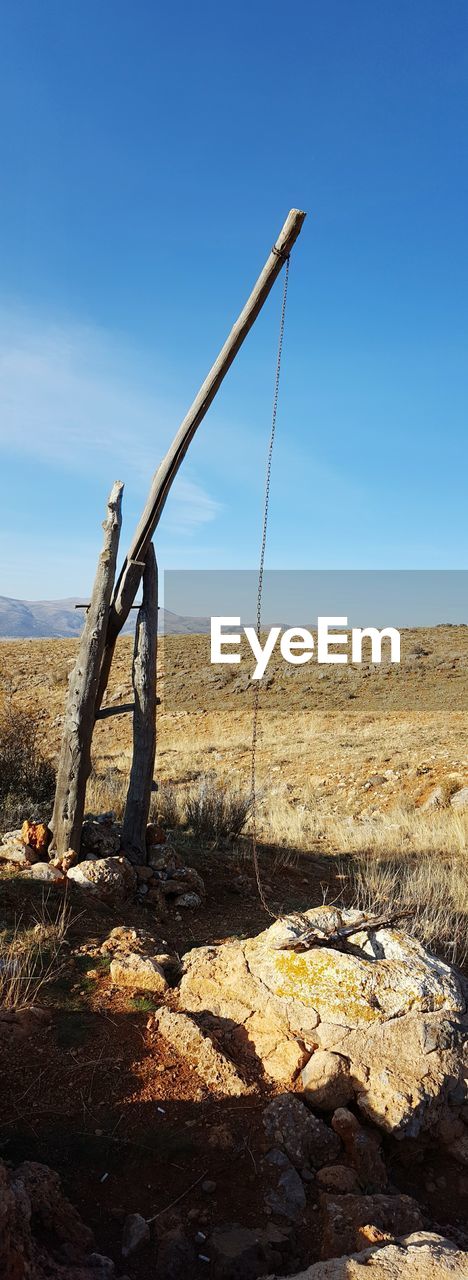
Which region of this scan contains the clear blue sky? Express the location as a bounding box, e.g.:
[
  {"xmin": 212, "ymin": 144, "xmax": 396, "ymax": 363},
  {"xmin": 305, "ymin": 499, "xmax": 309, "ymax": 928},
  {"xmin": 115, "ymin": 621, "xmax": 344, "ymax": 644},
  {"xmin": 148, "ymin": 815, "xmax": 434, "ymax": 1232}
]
[{"xmin": 0, "ymin": 0, "xmax": 467, "ymax": 599}]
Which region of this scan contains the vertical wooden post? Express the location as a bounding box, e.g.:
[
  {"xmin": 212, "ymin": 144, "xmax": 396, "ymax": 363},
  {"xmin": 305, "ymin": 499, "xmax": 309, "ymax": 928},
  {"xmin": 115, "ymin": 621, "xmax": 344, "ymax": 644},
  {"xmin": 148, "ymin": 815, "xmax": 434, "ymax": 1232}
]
[
  {"xmin": 121, "ymin": 544, "xmax": 158, "ymax": 863},
  {"xmin": 50, "ymin": 481, "xmax": 124, "ymax": 855}
]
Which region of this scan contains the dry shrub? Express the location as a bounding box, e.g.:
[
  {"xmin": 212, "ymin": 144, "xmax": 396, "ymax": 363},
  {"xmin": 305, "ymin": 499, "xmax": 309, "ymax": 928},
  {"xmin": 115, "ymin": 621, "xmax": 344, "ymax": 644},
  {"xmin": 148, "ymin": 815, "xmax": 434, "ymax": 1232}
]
[
  {"xmin": 0, "ymin": 701, "xmax": 56, "ymax": 833},
  {"xmin": 86, "ymin": 765, "xmax": 127, "ymax": 819},
  {"xmin": 0, "ymin": 893, "xmax": 70, "ymax": 1010},
  {"xmin": 185, "ymin": 774, "xmax": 252, "ymax": 844},
  {"xmin": 348, "ymin": 851, "xmax": 468, "ymax": 967},
  {"xmin": 150, "ymin": 781, "xmax": 181, "ymax": 830}
]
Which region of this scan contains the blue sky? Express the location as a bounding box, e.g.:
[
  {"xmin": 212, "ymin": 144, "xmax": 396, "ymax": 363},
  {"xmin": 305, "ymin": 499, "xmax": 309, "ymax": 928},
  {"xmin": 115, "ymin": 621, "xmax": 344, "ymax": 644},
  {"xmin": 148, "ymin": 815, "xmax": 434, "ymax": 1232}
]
[{"xmin": 0, "ymin": 0, "xmax": 467, "ymax": 599}]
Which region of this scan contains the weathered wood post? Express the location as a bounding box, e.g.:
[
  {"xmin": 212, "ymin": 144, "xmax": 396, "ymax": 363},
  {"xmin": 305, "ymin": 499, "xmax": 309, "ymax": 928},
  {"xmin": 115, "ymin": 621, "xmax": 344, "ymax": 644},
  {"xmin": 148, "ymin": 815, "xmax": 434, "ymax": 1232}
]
[
  {"xmin": 95, "ymin": 209, "xmax": 306, "ymax": 708},
  {"xmin": 121, "ymin": 544, "xmax": 158, "ymax": 863},
  {"xmin": 50, "ymin": 481, "xmax": 123, "ymax": 855}
]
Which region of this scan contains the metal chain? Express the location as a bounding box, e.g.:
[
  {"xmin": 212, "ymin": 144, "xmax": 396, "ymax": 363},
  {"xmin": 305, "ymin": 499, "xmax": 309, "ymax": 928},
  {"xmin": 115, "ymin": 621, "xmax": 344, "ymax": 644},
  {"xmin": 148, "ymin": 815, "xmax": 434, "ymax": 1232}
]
[{"xmin": 250, "ymin": 255, "xmax": 290, "ymax": 917}]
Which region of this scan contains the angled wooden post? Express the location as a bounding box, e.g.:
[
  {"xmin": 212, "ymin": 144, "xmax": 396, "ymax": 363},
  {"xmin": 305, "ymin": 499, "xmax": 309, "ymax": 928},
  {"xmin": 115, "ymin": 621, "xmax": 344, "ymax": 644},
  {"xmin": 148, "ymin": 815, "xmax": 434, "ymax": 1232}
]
[
  {"xmin": 95, "ymin": 209, "xmax": 306, "ymax": 707},
  {"xmin": 121, "ymin": 544, "xmax": 158, "ymax": 863},
  {"xmin": 50, "ymin": 481, "xmax": 123, "ymax": 855}
]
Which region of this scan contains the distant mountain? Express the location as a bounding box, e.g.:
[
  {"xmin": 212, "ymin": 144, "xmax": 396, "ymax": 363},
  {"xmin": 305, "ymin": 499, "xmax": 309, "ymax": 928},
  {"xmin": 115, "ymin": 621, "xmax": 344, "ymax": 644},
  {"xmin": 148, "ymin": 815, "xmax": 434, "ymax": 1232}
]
[{"xmin": 0, "ymin": 596, "xmax": 211, "ymax": 639}]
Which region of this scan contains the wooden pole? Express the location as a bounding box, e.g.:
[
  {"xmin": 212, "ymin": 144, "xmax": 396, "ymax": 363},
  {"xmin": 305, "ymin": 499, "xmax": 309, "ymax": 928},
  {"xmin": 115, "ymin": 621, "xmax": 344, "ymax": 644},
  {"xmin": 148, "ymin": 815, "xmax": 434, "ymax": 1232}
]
[
  {"xmin": 96, "ymin": 208, "xmax": 306, "ymax": 706},
  {"xmin": 50, "ymin": 481, "xmax": 124, "ymax": 855},
  {"xmin": 121, "ymin": 545, "xmax": 158, "ymax": 863}
]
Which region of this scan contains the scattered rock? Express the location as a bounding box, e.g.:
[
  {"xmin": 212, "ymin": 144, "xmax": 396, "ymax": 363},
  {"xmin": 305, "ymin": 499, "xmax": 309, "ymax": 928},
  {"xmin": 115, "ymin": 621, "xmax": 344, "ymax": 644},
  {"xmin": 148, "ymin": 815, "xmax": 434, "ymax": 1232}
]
[
  {"xmin": 208, "ymin": 1124, "xmax": 235, "ymax": 1150},
  {"xmin": 0, "ymin": 1006, "xmax": 51, "ymax": 1042},
  {"xmin": 450, "ymin": 786, "xmax": 468, "ymax": 811},
  {"xmin": 202, "ymin": 1179, "xmax": 217, "ymax": 1194},
  {"xmin": 0, "ymin": 839, "xmax": 39, "ymax": 865},
  {"xmin": 159, "ymin": 867, "xmax": 205, "ymax": 898},
  {"xmin": 262, "ymin": 1094, "xmax": 341, "ymax": 1170},
  {"xmin": 316, "ymin": 1165, "xmax": 361, "ymax": 1194},
  {"xmin": 29, "ymin": 861, "xmax": 64, "ymax": 882},
  {"xmin": 155, "ymin": 1226, "xmax": 196, "ymax": 1278},
  {"xmin": 14, "ymin": 1158, "xmax": 94, "ymax": 1251},
  {"xmin": 110, "ymin": 952, "xmax": 168, "ymax": 994},
  {"xmin": 67, "ymin": 857, "xmax": 137, "ymax": 905},
  {"xmin": 320, "ymin": 1191, "xmax": 423, "ymax": 1259},
  {"xmin": 147, "ymin": 844, "xmax": 181, "ymax": 872},
  {"xmin": 21, "ymin": 820, "xmax": 51, "ymax": 854},
  {"xmin": 301, "ymin": 1050, "xmax": 354, "ymax": 1110},
  {"xmin": 50, "ymin": 848, "xmax": 80, "ymax": 873},
  {"xmin": 81, "ymin": 814, "xmax": 121, "ymax": 857},
  {"xmin": 331, "ymin": 1108, "xmax": 387, "ymax": 1192},
  {"xmin": 209, "ymin": 1222, "xmax": 270, "ymax": 1279},
  {"xmin": 87, "ymin": 1253, "xmax": 116, "ymax": 1277},
  {"xmin": 146, "ymin": 823, "xmax": 166, "ymax": 846},
  {"xmin": 421, "ymin": 785, "xmax": 446, "ymax": 810},
  {"xmin": 264, "ymin": 1148, "xmax": 306, "ymax": 1222},
  {"xmin": 121, "ymin": 1212, "xmax": 150, "ymax": 1258},
  {"xmin": 174, "ymin": 891, "xmax": 202, "ymax": 909},
  {"xmin": 279, "ymin": 1232, "xmax": 468, "ymax": 1277},
  {"xmin": 153, "ymin": 1007, "xmax": 247, "ymax": 1096}
]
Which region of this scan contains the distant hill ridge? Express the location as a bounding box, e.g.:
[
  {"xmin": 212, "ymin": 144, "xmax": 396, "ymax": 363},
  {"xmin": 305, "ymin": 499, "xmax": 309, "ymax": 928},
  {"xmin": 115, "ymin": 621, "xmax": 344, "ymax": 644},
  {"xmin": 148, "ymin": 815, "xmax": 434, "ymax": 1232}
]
[{"xmin": 0, "ymin": 596, "xmax": 210, "ymax": 638}]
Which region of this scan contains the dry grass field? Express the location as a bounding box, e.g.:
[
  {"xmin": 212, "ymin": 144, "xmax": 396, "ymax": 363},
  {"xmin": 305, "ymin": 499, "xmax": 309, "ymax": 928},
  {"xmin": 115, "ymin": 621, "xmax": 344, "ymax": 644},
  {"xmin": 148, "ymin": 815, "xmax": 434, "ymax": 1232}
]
[{"xmin": 1, "ymin": 624, "xmax": 467, "ymax": 964}]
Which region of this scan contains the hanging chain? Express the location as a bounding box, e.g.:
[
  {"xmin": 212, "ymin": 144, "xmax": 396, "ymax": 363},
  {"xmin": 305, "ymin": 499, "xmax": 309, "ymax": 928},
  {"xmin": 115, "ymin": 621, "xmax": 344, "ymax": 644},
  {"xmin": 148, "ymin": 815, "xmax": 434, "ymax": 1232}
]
[{"xmin": 250, "ymin": 254, "xmax": 290, "ymax": 917}]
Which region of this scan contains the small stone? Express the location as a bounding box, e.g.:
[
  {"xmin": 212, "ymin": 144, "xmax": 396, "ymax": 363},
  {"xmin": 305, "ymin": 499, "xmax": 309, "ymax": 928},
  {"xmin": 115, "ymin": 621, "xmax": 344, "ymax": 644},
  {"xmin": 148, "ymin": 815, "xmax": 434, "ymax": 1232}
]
[
  {"xmin": 209, "ymin": 1222, "xmax": 269, "ymax": 1279},
  {"xmin": 331, "ymin": 1108, "xmax": 387, "ymax": 1192},
  {"xmin": 155, "ymin": 1226, "xmax": 196, "ymax": 1278},
  {"xmin": 122, "ymin": 1212, "xmax": 150, "ymax": 1258},
  {"xmin": 301, "ymin": 1050, "xmax": 354, "ymax": 1110},
  {"xmin": 21, "ymin": 820, "xmax": 51, "ymax": 854},
  {"xmin": 29, "ymin": 862, "xmax": 64, "ymax": 882},
  {"xmin": 451, "ymin": 786, "xmax": 468, "ymax": 811},
  {"xmin": 110, "ymin": 952, "xmax": 168, "ymax": 994},
  {"xmin": 202, "ymin": 1179, "xmax": 216, "ymax": 1194},
  {"xmin": 174, "ymin": 892, "xmax": 202, "ymax": 910},
  {"xmin": 316, "ymin": 1164, "xmax": 361, "ymax": 1194},
  {"xmin": 264, "ymin": 1149, "xmax": 306, "ymax": 1222},
  {"xmin": 263, "ymin": 1094, "xmax": 341, "ymax": 1170}
]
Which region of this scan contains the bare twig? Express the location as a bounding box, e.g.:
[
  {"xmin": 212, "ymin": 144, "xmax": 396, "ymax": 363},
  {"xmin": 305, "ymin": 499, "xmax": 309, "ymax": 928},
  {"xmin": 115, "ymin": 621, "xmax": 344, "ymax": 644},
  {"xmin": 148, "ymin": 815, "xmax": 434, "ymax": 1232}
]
[
  {"xmin": 146, "ymin": 1170, "xmax": 209, "ymax": 1224},
  {"xmin": 277, "ymin": 909, "xmax": 412, "ymax": 952}
]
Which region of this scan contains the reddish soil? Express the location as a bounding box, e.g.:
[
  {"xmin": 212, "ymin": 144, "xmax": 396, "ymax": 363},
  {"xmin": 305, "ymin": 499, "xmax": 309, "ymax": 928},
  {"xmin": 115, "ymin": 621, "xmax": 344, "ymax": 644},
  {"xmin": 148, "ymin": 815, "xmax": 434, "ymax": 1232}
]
[{"xmin": 0, "ymin": 849, "xmax": 467, "ymax": 1278}]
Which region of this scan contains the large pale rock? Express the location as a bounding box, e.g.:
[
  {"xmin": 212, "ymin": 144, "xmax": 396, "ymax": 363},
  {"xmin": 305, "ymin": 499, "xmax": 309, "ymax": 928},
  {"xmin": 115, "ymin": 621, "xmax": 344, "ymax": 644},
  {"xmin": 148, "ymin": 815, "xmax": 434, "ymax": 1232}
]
[
  {"xmin": 67, "ymin": 856, "xmax": 136, "ymax": 905},
  {"xmin": 179, "ymin": 907, "xmax": 468, "ymax": 1142},
  {"xmin": 153, "ymin": 1007, "xmax": 248, "ymax": 1096},
  {"xmin": 268, "ymin": 1233, "xmax": 468, "ymax": 1278},
  {"xmin": 110, "ymin": 952, "xmax": 168, "ymax": 994}
]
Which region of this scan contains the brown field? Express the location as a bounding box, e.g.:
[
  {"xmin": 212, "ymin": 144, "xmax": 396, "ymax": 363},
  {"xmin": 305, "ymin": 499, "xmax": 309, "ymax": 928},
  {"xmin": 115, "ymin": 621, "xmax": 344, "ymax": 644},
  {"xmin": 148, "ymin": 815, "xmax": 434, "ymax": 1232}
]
[
  {"xmin": 1, "ymin": 624, "xmax": 467, "ymax": 962},
  {"xmin": 0, "ymin": 628, "xmax": 467, "ymax": 1274}
]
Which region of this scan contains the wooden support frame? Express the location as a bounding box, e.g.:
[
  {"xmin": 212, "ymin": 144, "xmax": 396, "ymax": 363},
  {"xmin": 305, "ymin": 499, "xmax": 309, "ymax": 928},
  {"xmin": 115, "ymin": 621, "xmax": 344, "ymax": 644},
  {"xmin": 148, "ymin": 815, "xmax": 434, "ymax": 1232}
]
[
  {"xmin": 96, "ymin": 209, "xmax": 306, "ymax": 706},
  {"xmin": 51, "ymin": 210, "xmax": 305, "ymax": 856}
]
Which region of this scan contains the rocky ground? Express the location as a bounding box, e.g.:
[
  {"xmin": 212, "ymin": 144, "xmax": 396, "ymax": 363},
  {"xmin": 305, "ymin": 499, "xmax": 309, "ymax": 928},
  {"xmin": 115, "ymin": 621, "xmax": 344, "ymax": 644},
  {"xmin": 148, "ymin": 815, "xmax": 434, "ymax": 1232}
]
[
  {"xmin": 0, "ymin": 821, "xmax": 468, "ymax": 1279},
  {"xmin": 0, "ymin": 629, "xmax": 467, "ymax": 1277}
]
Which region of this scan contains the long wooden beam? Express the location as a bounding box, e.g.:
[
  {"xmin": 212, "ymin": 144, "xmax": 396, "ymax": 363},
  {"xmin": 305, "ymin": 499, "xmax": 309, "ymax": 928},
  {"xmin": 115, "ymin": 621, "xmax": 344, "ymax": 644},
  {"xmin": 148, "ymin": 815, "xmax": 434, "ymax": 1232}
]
[{"xmin": 105, "ymin": 208, "xmax": 306, "ymax": 653}]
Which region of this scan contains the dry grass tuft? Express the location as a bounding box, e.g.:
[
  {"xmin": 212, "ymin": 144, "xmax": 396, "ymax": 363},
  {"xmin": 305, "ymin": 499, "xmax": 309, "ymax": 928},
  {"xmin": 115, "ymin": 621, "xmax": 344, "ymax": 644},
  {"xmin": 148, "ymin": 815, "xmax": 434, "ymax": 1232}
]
[
  {"xmin": 347, "ymin": 851, "xmax": 468, "ymax": 967},
  {"xmin": 185, "ymin": 774, "xmax": 252, "ymax": 844},
  {"xmin": 0, "ymin": 892, "xmax": 70, "ymax": 1010},
  {"xmin": 0, "ymin": 698, "xmax": 56, "ymax": 833}
]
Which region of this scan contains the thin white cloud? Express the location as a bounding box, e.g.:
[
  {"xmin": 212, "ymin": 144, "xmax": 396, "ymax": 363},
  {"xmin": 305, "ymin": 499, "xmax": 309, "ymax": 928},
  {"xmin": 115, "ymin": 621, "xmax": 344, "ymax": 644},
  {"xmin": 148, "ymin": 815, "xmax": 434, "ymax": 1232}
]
[{"xmin": 0, "ymin": 307, "xmax": 221, "ymax": 534}]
